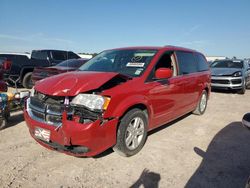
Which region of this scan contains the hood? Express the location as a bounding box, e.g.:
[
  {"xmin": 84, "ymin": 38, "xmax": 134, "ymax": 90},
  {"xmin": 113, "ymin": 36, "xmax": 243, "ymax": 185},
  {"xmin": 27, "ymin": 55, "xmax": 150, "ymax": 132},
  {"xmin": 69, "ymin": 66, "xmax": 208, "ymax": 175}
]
[
  {"xmin": 35, "ymin": 71, "xmax": 125, "ymax": 96},
  {"xmin": 211, "ymin": 68, "xmax": 242, "ymax": 76}
]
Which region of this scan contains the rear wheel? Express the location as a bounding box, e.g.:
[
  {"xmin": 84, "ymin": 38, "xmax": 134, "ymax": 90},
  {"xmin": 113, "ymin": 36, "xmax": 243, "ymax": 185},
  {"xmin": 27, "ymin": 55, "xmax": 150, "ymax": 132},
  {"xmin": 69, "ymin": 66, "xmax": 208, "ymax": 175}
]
[
  {"xmin": 22, "ymin": 72, "xmax": 33, "ymax": 89},
  {"xmin": 193, "ymin": 90, "xmax": 208, "ymax": 115},
  {"xmin": 113, "ymin": 108, "xmax": 148, "ymax": 157}
]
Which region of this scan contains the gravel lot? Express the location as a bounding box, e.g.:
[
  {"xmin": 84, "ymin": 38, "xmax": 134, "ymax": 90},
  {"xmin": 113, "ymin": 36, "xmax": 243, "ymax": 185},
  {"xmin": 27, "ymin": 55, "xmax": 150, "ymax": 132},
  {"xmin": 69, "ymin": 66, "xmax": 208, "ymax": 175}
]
[{"xmin": 1, "ymin": 89, "xmax": 250, "ymax": 188}]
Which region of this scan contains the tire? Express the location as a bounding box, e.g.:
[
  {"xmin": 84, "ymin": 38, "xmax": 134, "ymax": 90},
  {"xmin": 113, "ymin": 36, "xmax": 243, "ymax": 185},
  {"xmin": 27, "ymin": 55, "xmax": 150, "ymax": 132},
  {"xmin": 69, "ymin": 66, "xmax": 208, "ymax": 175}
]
[
  {"xmin": 22, "ymin": 72, "xmax": 33, "ymax": 89},
  {"xmin": 113, "ymin": 108, "xmax": 148, "ymax": 157},
  {"xmin": 193, "ymin": 90, "xmax": 208, "ymax": 115},
  {"xmin": 238, "ymin": 79, "xmax": 246, "ymax": 95}
]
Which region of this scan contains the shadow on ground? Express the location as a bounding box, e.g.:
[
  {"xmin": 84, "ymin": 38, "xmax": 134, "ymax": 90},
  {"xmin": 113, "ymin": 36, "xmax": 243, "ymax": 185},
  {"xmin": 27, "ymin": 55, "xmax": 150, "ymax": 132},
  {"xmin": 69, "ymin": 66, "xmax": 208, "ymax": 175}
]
[
  {"xmin": 130, "ymin": 169, "xmax": 161, "ymax": 188},
  {"xmin": 211, "ymin": 88, "xmax": 239, "ymax": 94},
  {"xmin": 94, "ymin": 113, "xmax": 192, "ymax": 158},
  {"xmin": 185, "ymin": 122, "xmax": 250, "ymax": 188}
]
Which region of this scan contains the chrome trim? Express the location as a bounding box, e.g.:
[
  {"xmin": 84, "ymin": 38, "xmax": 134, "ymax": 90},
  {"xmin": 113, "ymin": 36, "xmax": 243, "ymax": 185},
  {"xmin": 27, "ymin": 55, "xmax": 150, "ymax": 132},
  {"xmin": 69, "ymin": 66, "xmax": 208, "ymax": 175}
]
[
  {"xmin": 29, "ymin": 102, "xmax": 45, "ymax": 113},
  {"xmin": 211, "ymin": 76, "xmax": 242, "ymax": 80},
  {"xmin": 27, "ymin": 97, "xmax": 62, "ymax": 127}
]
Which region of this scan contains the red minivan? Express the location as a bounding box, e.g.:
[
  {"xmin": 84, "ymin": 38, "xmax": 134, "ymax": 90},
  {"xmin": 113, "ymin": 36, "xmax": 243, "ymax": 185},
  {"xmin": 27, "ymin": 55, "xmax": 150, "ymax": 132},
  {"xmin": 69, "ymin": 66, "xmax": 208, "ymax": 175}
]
[{"xmin": 24, "ymin": 46, "xmax": 211, "ymax": 157}]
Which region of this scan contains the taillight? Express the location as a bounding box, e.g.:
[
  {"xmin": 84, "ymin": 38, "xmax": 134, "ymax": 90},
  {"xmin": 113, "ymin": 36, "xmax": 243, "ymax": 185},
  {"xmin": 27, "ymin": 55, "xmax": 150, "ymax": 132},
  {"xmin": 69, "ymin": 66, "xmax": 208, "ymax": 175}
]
[{"xmin": 3, "ymin": 60, "xmax": 12, "ymax": 70}]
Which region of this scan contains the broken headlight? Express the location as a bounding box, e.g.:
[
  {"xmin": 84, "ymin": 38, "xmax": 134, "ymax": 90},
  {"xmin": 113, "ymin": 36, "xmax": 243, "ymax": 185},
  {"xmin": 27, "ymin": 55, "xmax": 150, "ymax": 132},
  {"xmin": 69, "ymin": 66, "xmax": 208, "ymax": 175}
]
[{"xmin": 71, "ymin": 94, "xmax": 110, "ymax": 111}]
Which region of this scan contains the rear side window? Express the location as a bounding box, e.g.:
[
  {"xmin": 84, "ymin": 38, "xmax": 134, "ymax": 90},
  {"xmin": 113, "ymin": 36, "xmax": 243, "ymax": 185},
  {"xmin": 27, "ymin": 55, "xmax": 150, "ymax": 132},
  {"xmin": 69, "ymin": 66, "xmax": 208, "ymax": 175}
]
[
  {"xmin": 195, "ymin": 53, "xmax": 209, "ymax": 71},
  {"xmin": 176, "ymin": 51, "xmax": 197, "ymax": 74},
  {"xmin": 51, "ymin": 51, "xmax": 67, "ymax": 61}
]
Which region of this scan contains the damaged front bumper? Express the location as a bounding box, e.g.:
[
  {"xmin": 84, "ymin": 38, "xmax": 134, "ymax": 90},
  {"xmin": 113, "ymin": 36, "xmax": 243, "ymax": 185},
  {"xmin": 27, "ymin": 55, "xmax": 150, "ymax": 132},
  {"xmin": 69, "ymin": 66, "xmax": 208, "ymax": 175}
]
[{"xmin": 24, "ymin": 97, "xmax": 118, "ymax": 157}]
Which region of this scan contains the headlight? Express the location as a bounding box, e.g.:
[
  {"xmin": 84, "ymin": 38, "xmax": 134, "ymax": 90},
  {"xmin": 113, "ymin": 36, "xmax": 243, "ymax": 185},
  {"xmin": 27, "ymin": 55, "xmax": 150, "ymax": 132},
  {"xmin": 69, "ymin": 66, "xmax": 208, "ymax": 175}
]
[
  {"xmin": 71, "ymin": 94, "xmax": 111, "ymax": 111},
  {"xmin": 232, "ymin": 71, "xmax": 242, "ymax": 77}
]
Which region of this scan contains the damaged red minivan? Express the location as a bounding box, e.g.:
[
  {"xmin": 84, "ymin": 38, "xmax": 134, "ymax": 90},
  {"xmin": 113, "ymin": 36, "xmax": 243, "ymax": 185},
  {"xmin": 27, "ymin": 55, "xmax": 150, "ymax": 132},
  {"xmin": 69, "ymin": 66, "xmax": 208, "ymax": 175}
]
[{"xmin": 24, "ymin": 46, "xmax": 211, "ymax": 157}]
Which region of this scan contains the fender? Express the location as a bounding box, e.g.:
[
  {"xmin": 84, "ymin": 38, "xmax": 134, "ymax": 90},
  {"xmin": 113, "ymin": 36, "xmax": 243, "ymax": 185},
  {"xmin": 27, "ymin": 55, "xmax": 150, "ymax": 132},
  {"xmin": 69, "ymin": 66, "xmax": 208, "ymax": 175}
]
[{"xmin": 103, "ymin": 94, "xmax": 154, "ymax": 127}]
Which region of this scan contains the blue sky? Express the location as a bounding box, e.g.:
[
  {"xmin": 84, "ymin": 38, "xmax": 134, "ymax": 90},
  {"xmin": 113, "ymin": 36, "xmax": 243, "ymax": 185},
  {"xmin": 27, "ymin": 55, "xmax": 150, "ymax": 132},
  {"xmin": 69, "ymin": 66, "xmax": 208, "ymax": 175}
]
[{"xmin": 0, "ymin": 0, "xmax": 249, "ymax": 58}]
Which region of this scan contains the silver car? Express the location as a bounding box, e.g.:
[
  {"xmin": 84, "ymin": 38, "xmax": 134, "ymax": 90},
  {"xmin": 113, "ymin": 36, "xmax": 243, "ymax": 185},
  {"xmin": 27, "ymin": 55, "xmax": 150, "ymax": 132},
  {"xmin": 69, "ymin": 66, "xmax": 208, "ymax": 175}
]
[{"xmin": 210, "ymin": 59, "xmax": 250, "ymax": 94}]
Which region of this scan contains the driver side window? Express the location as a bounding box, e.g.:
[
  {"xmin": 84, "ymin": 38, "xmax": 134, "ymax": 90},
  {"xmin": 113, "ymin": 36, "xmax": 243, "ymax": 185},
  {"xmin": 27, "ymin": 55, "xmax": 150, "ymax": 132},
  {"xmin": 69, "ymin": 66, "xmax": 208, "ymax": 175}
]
[{"xmin": 147, "ymin": 52, "xmax": 177, "ymax": 82}]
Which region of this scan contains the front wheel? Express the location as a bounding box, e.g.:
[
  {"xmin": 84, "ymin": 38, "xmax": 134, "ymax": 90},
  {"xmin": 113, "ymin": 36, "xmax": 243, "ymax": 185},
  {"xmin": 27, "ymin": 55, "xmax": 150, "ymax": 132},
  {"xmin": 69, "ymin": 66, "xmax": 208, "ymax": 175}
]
[
  {"xmin": 193, "ymin": 90, "xmax": 208, "ymax": 115},
  {"xmin": 113, "ymin": 108, "xmax": 148, "ymax": 157}
]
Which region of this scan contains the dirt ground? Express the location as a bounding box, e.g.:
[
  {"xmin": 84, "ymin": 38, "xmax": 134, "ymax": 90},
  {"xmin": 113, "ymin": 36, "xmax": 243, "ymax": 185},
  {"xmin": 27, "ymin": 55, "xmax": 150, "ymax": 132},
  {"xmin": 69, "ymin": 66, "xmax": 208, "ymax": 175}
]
[{"xmin": 1, "ymin": 89, "xmax": 250, "ymax": 188}]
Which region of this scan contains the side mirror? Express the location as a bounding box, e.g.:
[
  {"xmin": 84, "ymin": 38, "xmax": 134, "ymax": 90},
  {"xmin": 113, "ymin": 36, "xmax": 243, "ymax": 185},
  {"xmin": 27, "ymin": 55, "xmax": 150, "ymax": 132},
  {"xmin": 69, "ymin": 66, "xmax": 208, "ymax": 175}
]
[{"xmin": 155, "ymin": 68, "xmax": 173, "ymax": 79}]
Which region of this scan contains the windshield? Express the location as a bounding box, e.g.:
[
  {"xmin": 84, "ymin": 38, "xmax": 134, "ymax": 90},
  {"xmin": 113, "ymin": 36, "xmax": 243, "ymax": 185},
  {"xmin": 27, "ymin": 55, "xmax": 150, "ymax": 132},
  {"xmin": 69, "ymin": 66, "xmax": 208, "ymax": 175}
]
[
  {"xmin": 57, "ymin": 59, "xmax": 87, "ymax": 68},
  {"xmin": 211, "ymin": 60, "xmax": 243, "ymax": 69},
  {"xmin": 78, "ymin": 49, "xmax": 157, "ymax": 77}
]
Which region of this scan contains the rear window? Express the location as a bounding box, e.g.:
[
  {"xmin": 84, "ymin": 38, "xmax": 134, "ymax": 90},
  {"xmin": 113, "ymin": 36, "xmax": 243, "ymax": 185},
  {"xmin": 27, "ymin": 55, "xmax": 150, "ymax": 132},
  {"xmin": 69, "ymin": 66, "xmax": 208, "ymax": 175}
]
[
  {"xmin": 195, "ymin": 53, "xmax": 209, "ymax": 71},
  {"xmin": 51, "ymin": 51, "xmax": 67, "ymax": 61},
  {"xmin": 57, "ymin": 59, "xmax": 87, "ymax": 68},
  {"xmin": 176, "ymin": 51, "xmax": 197, "ymax": 74},
  {"xmin": 32, "ymin": 51, "xmax": 48, "ymax": 60},
  {"xmin": 67, "ymin": 52, "xmax": 80, "ymax": 59}
]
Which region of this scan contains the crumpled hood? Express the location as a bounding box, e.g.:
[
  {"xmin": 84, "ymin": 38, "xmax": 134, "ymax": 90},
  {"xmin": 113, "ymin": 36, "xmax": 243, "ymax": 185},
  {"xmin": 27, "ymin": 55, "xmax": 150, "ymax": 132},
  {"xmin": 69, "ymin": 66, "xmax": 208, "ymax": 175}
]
[
  {"xmin": 35, "ymin": 71, "xmax": 121, "ymax": 96},
  {"xmin": 211, "ymin": 68, "xmax": 242, "ymax": 76}
]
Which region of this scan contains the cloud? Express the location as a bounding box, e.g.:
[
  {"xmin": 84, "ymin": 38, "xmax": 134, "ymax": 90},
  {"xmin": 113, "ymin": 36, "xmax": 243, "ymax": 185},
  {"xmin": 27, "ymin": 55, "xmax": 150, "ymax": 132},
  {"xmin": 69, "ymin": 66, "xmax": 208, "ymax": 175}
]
[
  {"xmin": 179, "ymin": 40, "xmax": 212, "ymax": 46},
  {"xmin": 0, "ymin": 33, "xmax": 74, "ymax": 45},
  {"xmin": 0, "ymin": 34, "xmax": 28, "ymax": 41},
  {"xmin": 183, "ymin": 25, "xmax": 201, "ymax": 36}
]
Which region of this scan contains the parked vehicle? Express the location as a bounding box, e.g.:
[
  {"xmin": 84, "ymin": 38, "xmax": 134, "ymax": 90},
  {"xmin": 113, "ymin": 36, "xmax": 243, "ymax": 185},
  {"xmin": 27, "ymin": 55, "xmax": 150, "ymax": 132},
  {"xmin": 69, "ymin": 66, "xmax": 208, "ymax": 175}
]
[
  {"xmin": 0, "ymin": 58, "xmax": 8, "ymax": 92},
  {"xmin": 0, "ymin": 50, "xmax": 80, "ymax": 89},
  {"xmin": 210, "ymin": 59, "xmax": 250, "ymax": 94},
  {"xmin": 0, "ymin": 91, "xmax": 30, "ymax": 130},
  {"xmin": 242, "ymin": 113, "xmax": 250, "ymax": 129},
  {"xmin": 242, "ymin": 113, "xmax": 250, "ymax": 188},
  {"xmin": 24, "ymin": 46, "xmax": 211, "ymax": 157},
  {"xmin": 32, "ymin": 58, "xmax": 88, "ymax": 84}
]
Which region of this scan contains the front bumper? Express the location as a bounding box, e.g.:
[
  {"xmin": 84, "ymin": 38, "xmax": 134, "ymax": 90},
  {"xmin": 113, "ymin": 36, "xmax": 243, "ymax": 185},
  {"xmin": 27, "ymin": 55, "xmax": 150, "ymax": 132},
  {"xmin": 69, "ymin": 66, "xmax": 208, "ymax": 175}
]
[
  {"xmin": 211, "ymin": 76, "xmax": 243, "ymax": 89},
  {"xmin": 24, "ymin": 100, "xmax": 119, "ymax": 157}
]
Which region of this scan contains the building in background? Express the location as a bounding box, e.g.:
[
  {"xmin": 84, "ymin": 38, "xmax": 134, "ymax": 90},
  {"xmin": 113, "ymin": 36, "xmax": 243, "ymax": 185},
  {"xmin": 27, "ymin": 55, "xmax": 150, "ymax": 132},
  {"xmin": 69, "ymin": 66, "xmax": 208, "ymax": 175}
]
[
  {"xmin": 206, "ymin": 56, "xmax": 227, "ymax": 62},
  {"xmin": 77, "ymin": 53, "xmax": 93, "ymax": 59}
]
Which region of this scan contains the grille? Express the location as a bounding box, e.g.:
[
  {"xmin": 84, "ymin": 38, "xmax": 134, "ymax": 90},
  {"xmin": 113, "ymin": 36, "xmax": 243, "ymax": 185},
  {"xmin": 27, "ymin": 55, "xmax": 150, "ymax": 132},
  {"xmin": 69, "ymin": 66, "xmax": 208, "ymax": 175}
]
[
  {"xmin": 28, "ymin": 96, "xmax": 72, "ymax": 126},
  {"xmin": 231, "ymin": 79, "xmax": 242, "ymax": 84},
  {"xmin": 211, "ymin": 79, "xmax": 230, "ymax": 84}
]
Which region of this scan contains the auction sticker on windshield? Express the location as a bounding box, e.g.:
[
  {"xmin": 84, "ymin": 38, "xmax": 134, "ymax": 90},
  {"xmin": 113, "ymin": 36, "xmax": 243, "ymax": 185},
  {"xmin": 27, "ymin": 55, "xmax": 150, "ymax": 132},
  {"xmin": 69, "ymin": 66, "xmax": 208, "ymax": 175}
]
[
  {"xmin": 34, "ymin": 127, "xmax": 51, "ymax": 142},
  {"xmin": 126, "ymin": 62, "xmax": 145, "ymax": 67}
]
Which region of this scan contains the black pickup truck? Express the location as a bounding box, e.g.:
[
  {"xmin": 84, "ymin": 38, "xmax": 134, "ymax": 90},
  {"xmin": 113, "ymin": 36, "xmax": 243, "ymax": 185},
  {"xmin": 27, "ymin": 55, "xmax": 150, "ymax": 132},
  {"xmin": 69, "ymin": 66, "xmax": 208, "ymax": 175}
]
[{"xmin": 0, "ymin": 50, "xmax": 80, "ymax": 89}]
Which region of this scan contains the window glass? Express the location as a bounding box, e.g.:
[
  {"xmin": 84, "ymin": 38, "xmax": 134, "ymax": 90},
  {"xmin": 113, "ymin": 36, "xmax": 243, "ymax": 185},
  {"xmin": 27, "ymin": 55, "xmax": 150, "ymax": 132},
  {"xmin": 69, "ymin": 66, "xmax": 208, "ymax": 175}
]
[
  {"xmin": 210, "ymin": 60, "xmax": 243, "ymax": 69},
  {"xmin": 195, "ymin": 53, "xmax": 209, "ymax": 71},
  {"xmin": 176, "ymin": 51, "xmax": 197, "ymax": 74},
  {"xmin": 67, "ymin": 52, "xmax": 80, "ymax": 59},
  {"xmin": 32, "ymin": 51, "xmax": 48, "ymax": 60},
  {"xmin": 57, "ymin": 59, "xmax": 87, "ymax": 68},
  {"xmin": 52, "ymin": 51, "xmax": 67, "ymax": 61},
  {"xmin": 79, "ymin": 49, "xmax": 157, "ymax": 77}
]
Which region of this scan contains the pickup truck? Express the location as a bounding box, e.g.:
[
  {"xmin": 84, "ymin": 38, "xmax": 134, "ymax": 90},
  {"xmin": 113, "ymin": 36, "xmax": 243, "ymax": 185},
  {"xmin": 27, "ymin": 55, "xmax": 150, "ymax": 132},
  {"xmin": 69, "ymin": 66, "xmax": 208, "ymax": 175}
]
[{"xmin": 0, "ymin": 50, "xmax": 80, "ymax": 89}]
